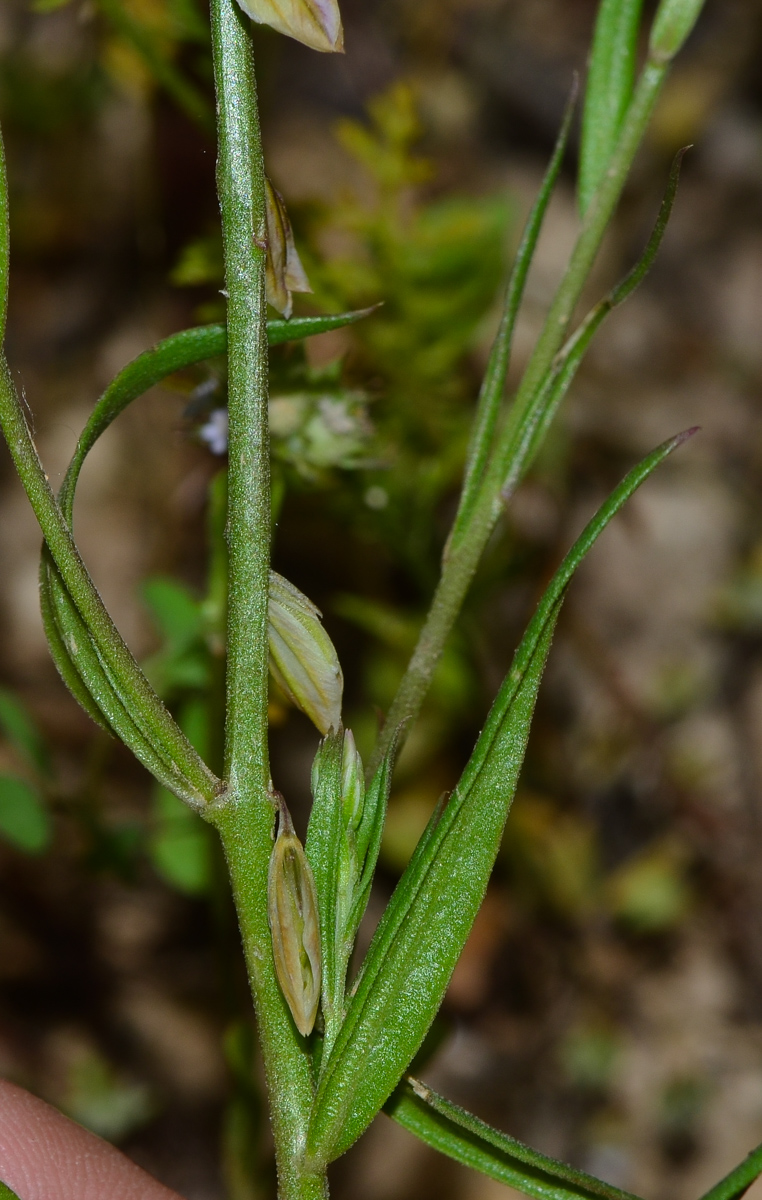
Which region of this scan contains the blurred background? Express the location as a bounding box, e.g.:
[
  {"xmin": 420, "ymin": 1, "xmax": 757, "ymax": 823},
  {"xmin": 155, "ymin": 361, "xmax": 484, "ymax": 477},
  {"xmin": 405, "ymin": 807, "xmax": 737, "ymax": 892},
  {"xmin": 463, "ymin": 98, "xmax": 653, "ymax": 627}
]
[{"xmin": 1, "ymin": 1, "xmax": 762, "ymax": 1197}]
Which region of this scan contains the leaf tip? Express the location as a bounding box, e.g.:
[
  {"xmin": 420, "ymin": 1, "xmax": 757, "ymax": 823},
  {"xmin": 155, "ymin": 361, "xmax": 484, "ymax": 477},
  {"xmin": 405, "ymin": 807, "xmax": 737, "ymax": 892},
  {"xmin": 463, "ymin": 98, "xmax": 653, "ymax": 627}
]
[{"xmin": 673, "ymin": 424, "xmax": 701, "ymax": 448}]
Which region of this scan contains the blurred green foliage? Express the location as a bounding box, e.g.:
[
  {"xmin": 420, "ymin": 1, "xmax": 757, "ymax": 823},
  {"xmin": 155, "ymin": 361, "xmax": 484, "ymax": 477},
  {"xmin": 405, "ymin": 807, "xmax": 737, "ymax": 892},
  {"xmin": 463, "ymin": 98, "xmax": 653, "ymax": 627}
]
[
  {"xmin": 503, "ymin": 792, "xmax": 691, "ymax": 934},
  {"xmin": 0, "ymin": 690, "xmax": 52, "ymax": 855},
  {"xmin": 0, "ymin": 774, "xmax": 51, "ymax": 854},
  {"xmin": 303, "ymin": 82, "xmax": 512, "ymax": 577},
  {"xmin": 56, "ymin": 1040, "xmax": 155, "ymax": 1142},
  {"xmin": 561, "ymin": 1022, "xmax": 621, "ymax": 1092},
  {"xmin": 25, "ymin": 0, "xmax": 213, "ymax": 129}
]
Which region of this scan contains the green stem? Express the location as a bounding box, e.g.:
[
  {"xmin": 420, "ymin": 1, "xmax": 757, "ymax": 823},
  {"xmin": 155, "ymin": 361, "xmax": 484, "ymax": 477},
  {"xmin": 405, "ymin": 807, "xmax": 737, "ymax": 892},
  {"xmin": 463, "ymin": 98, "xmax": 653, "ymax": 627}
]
[
  {"xmin": 207, "ymin": 2, "xmax": 325, "ymax": 1197},
  {"xmin": 369, "ymin": 54, "xmax": 668, "ymax": 774}
]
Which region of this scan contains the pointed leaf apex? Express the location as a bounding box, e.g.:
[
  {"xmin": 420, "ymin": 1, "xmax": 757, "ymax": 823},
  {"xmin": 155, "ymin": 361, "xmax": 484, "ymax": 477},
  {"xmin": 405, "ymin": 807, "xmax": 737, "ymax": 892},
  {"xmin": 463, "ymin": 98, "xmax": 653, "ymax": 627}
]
[{"xmin": 672, "ymin": 425, "xmax": 700, "ymax": 448}]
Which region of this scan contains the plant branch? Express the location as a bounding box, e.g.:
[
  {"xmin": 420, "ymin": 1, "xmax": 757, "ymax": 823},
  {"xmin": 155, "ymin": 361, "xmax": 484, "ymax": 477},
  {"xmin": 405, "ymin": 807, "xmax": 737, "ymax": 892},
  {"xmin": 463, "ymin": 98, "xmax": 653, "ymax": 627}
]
[{"xmin": 369, "ymin": 53, "xmax": 670, "ymax": 775}]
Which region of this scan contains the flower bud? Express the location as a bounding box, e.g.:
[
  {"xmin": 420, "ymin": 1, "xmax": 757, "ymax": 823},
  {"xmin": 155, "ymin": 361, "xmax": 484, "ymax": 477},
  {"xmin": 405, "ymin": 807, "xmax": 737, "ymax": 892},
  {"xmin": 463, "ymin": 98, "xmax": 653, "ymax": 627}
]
[
  {"xmin": 649, "ymin": 0, "xmax": 705, "ymax": 61},
  {"xmin": 268, "ymin": 571, "xmax": 343, "ymax": 735},
  {"xmin": 340, "ymin": 728, "xmax": 364, "ymax": 829},
  {"xmin": 335, "ymin": 729, "xmax": 365, "ymax": 944},
  {"xmin": 268, "ymin": 797, "xmax": 321, "ymax": 1037},
  {"xmin": 264, "ymin": 179, "xmax": 312, "ymax": 319},
  {"xmin": 235, "ymin": 0, "xmax": 343, "ymax": 54}
]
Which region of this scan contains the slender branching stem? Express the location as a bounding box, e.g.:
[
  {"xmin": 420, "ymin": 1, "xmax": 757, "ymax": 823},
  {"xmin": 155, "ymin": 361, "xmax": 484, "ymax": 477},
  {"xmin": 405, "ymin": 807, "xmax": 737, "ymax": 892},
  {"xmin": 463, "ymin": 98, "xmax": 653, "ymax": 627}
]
[
  {"xmin": 206, "ymin": 3, "xmax": 326, "ymax": 1196},
  {"xmin": 369, "ymin": 55, "xmax": 669, "ymax": 775}
]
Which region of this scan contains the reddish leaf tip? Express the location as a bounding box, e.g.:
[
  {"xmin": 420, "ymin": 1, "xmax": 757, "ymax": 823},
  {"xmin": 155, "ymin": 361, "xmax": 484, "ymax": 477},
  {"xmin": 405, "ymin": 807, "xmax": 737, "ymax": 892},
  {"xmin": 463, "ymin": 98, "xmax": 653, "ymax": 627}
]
[{"xmin": 674, "ymin": 425, "xmax": 701, "ymax": 446}]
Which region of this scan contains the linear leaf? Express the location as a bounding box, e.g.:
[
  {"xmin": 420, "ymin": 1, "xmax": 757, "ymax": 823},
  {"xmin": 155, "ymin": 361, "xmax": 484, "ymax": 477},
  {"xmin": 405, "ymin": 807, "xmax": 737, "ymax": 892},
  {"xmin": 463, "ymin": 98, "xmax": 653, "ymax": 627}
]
[
  {"xmin": 43, "ymin": 556, "xmax": 209, "ymax": 806},
  {"xmin": 307, "ymin": 430, "xmax": 694, "ymax": 1166},
  {"xmin": 697, "ymin": 1144, "xmax": 762, "ymax": 1200},
  {"xmin": 305, "ymin": 730, "xmax": 345, "ymax": 1038},
  {"xmin": 59, "ymin": 308, "xmax": 377, "ymax": 524},
  {"xmin": 267, "ymin": 307, "xmax": 379, "ymax": 346},
  {"xmin": 453, "ymin": 82, "xmax": 577, "ymax": 542},
  {"xmin": 0, "ymin": 354, "xmax": 219, "ymax": 807},
  {"xmin": 308, "ymin": 612, "xmax": 559, "ymax": 1165},
  {"xmin": 35, "ymin": 306, "xmax": 373, "ymax": 771},
  {"xmin": 579, "ymin": 0, "xmax": 644, "ymax": 215},
  {"xmin": 0, "ymin": 1182, "xmax": 21, "ymax": 1200},
  {"xmin": 39, "ymin": 555, "xmax": 111, "ymax": 733},
  {"xmin": 306, "ymin": 729, "xmax": 399, "ymax": 1056},
  {"xmin": 346, "ymin": 728, "xmax": 400, "ymax": 954},
  {"xmin": 501, "ymin": 149, "xmax": 687, "ymax": 500},
  {"xmin": 387, "ymin": 1078, "xmax": 642, "ymax": 1200}
]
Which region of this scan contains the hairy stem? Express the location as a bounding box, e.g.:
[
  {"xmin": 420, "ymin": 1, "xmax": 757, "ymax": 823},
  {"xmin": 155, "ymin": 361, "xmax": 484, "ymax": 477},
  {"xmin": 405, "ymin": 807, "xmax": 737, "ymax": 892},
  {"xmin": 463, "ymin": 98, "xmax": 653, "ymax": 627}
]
[
  {"xmin": 207, "ymin": 2, "xmax": 325, "ymax": 1196},
  {"xmin": 370, "ymin": 55, "xmax": 669, "ymax": 775}
]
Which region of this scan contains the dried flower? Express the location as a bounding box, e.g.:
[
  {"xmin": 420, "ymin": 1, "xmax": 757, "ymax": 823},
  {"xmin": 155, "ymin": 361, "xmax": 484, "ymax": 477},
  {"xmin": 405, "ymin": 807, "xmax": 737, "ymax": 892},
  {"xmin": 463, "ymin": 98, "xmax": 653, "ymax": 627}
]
[
  {"xmin": 268, "ymin": 797, "xmax": 321, "ymax": 1037},
  {"xmin": 264, "ymin": 178, "xmax": 312, "ymax": 319},
  {"xmin": 235, "ymin": 0, "xmax": 343, "ymax": 54},
  {"xmin": 268, "ymin": 571, "xmax": 343, "ymax": 735}
]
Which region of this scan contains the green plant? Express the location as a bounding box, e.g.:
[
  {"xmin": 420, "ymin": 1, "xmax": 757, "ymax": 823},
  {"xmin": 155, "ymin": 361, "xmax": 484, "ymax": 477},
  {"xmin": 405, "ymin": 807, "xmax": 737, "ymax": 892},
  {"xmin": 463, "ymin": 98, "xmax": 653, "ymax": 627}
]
[{"xmin": 1, "ymin": 2, "xmax": 760, "ymax": 1200}]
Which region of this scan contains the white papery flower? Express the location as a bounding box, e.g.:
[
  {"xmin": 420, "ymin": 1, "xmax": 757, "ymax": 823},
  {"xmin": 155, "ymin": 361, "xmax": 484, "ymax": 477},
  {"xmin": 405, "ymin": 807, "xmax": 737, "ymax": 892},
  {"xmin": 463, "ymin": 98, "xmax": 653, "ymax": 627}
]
[
  {"xmin": 236, "ymin": 0, "xmax": 343, "ymax": 54},
  {"xmin": 268, "ymin": 571, "xmax": 343, "ymax": 735}
]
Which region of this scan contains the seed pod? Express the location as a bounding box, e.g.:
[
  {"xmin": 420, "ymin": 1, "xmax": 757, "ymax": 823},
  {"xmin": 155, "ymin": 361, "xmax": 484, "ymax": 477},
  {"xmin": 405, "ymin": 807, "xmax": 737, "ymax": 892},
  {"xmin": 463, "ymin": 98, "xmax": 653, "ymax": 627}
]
[
  {"xmin": 268, "ymin": 571, "xmax": 343, "ymax": 736},
  {"xmin": 234, "ymin": 0, "xmax": 343, "ymax": 54},
  {"xmin": 268, "ymin": 797, "xmax": 322, "ymax": 1037},
  {"xmin": 264, "ymin": 179, "xmax": 312, "ymax": 319}
]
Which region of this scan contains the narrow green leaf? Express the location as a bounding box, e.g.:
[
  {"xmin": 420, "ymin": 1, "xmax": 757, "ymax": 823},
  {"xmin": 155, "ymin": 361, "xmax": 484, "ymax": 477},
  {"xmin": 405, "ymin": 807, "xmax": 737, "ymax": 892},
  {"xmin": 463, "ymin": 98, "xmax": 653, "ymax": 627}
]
[
  {"xmin": 0, "ymin": 1182, "xmax": 22, "ymax": 1200},
  {"xmin": 307, "ymin": 430, "xmax": 694, "ymax": 1165},
  {"xmin": 453, "ymin": 83, "xmax": 577, "ymax": 542},
  {"xmin": 0, "ymin": 688, "xmax": 49, "ymax": 775},
  {"xmin": 305, "ymin": 730, "xmax": 345, "ymax": 1039},
  {"xmin": 579, "ymin": 0, "xmax": 644, "ymax": 215},
  {"xmin": 58, "ymin": 309, "xmax": 376, "ymax": 525},
  {"xmin": 43, "ymin": 557, "xmax": 209, "ymax": 807},
  {"xmin": 698, "ymin": 1144, "xmax": 762, "ymax": 1200},
  {"xmin": 649, "ymin": 0, "xmax": 705, "ymax": 62},
  {"xmin": 306, "ymin": 728, "xmax": 399, "ymax": 1056},
  {"xmin": 501, "ymin": 149, "xmax": 687, "ymax": 498},
  {"xmin": 40, "ymin": 309, "xmax": 368, "ymax": 749},
  {"xmin": 0, "ymin": 774, "xmax": 51, "ymax": 855},
  {"xmin": 387, "ymin": 1078, "xmax": 642, "ymax": 1200},
  {"xmin": 308, "ymin": 615, "xmax": 559, "ymax": 1165},
  {"xmin": 0, "ymin": 356, "xmax": 219, "ymax": 807},
  {"xmin": 39, "ymin": 555, "xmax": 111, "ymax": 734},
  {"xmin": 346, "ymin": 728, "xmax": 400, "ymax": 953},
  {"xmin": 268, "ymin": 307, "xmax": 379, "ymax": 346}
]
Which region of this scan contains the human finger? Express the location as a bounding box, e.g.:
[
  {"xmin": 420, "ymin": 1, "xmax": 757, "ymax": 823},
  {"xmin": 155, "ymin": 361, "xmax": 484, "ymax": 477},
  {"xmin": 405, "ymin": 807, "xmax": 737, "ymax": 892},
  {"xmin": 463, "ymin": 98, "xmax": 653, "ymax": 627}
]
[{"xmin": 0, "ymin": 1080, "xmax": 184, "ymax": 1200}]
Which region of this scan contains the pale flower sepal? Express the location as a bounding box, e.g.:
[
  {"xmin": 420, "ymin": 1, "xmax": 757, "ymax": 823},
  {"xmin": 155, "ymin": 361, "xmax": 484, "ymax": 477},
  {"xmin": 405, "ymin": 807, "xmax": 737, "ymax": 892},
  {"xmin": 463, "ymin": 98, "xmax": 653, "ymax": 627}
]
[
  {"xmin": 235, "ymin": 0, "xmax": 343, "ymax": 54},
  {"xmin": 264, "ymin": 178, "xmax": 312, "ymax": 319},
  {"xmin": 268, "ymin": 795, "xmax": 321, "ymax": 1037},
  {"xmin": 268, "ymin": 570, "xmax": 343, "ymax": 735}
]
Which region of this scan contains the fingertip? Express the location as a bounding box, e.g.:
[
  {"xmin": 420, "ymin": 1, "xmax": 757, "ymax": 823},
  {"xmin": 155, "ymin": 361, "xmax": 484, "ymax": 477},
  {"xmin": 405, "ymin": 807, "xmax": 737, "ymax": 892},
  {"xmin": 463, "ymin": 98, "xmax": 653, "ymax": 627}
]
[{"xmin": 0, "ymin": 1081, "xmax": 183, "ymax": 1200}]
